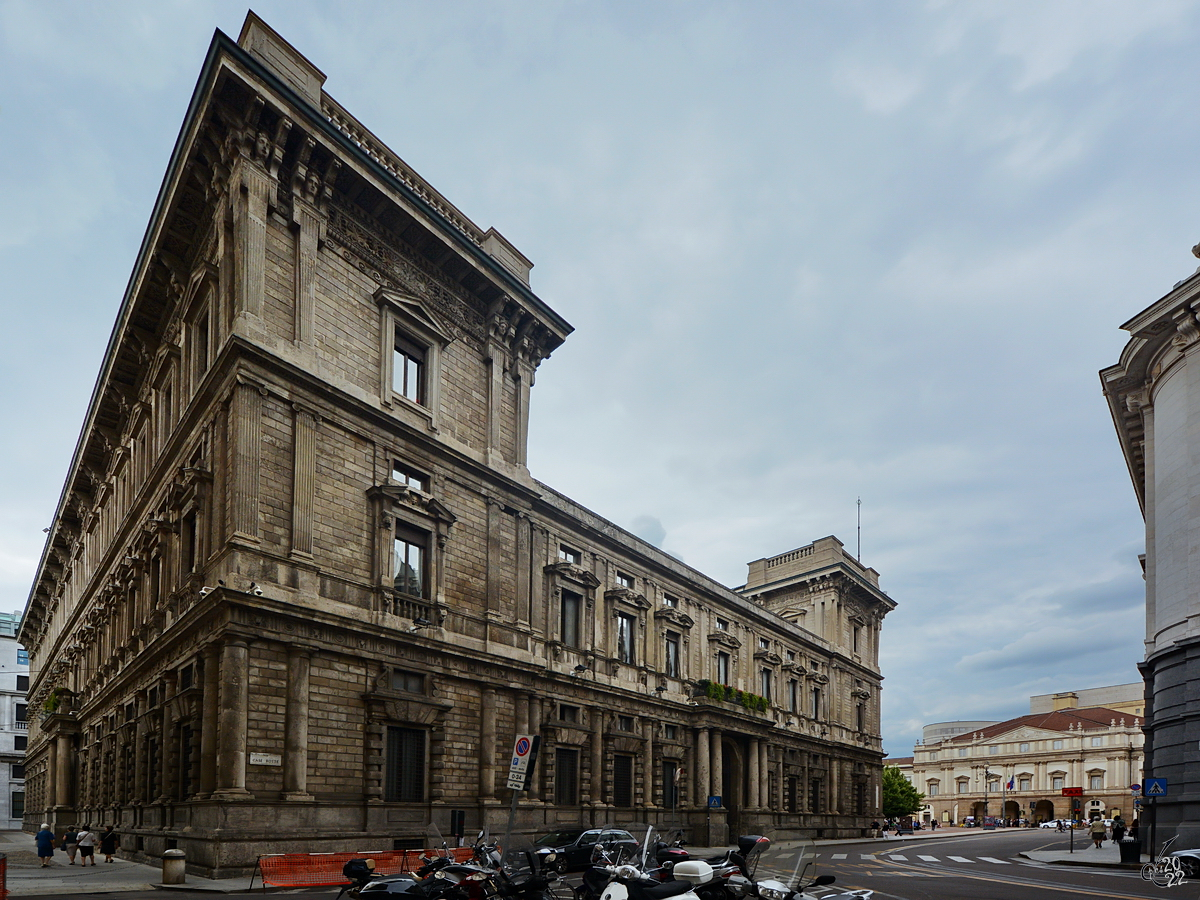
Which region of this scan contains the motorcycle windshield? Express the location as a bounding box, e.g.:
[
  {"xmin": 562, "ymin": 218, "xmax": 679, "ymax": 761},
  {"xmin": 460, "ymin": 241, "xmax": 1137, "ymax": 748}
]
[
  {"xmin": 499, "ymin": 830, "xmax": 541, "ymax": 881},
  {"xmin": 425, "ymin": 822, "xmax": 450, "ymax": 859},
  {"xmin": 752, "ymin": 835, "xmax": 816, "ymax": 892}
]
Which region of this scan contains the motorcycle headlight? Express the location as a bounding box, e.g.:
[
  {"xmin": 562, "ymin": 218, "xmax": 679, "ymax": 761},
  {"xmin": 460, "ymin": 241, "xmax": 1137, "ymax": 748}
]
[{"xmin": 757, "ymin": 886, "xmax": 791, "ymax": 900}]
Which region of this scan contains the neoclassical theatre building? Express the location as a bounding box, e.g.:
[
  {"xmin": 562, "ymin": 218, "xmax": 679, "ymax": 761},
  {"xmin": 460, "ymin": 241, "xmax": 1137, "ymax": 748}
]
[{"xmin": 19, "ymin": 14, "xmax": 895, "ymax": 875}]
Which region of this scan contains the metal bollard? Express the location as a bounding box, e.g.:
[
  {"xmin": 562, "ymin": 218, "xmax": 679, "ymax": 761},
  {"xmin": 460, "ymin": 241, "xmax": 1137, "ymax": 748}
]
[{"xmin": 161, "ymin": 849, "xmax": 186, "ymax": 885}]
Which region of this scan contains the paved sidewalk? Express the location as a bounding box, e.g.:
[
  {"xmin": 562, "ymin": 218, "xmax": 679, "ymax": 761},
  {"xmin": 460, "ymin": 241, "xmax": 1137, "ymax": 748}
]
[{"xmin": 0, "ymin": 830, "xmax": 264, "ymax": 895}]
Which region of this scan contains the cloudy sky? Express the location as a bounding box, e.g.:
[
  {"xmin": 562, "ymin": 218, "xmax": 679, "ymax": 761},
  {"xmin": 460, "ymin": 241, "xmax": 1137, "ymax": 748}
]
[{"xmin": 3, "ymin": 0, "xmax": 1194, "ymax": 755}]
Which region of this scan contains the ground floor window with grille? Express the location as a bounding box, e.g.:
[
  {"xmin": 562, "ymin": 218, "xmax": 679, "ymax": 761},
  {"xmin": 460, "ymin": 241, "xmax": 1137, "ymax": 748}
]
[
  {"xmin": 11, "ymin": 791, "xmax": 23, "ymax": 819},
  {"xmin": 786, "ymin": 775, "xmax": 798, "ymax": 813},
  {"xmin": 555, "ymin": 748, "xmax": 579, "ymax": 806},
  {"xmin": 613, "ymin": 754, "xmax": 634, "ymax": 807},
  {"xmin": 855, "ymin": 781, "xmax": 866, "ymax": 815},
  {"xmin": 385, "ymin": 726, "xmax": 426, "ymax": 802}
]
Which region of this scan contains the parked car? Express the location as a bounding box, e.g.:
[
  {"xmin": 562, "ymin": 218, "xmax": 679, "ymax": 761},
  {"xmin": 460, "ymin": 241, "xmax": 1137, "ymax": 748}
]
[{"xmin": 533, "ymin": 828, "xmax": 639, "ymax": 872}]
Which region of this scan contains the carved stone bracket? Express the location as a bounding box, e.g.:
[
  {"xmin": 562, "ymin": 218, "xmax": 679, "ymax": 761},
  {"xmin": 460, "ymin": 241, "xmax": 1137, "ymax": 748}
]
[
  {"xmin": 708, "ymin": 631, "xmax": 742, "ymax": 650},
  {"xmin": 654, "ymin": 607, "xmax": 695, "ymax": 629}
]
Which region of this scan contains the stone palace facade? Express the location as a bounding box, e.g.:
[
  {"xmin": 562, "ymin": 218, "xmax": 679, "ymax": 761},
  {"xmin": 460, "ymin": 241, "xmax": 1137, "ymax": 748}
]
[{"xmin": 18, "ymin": 14, "xmax": 895, "ymax": 876}]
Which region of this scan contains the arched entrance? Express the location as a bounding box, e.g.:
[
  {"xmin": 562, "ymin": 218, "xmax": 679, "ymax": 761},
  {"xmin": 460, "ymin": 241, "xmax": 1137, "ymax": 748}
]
[
  {"xmin": 1003, "ymin": 800, "xmax": 1021, "ymax": 822},
  {"xmin": 1033, "ymin": 799, "xmax": 1055, "ymax": 823},
  {"xmin": 721, "ymin": 739, "xmax": 743, "ymax": 837}
]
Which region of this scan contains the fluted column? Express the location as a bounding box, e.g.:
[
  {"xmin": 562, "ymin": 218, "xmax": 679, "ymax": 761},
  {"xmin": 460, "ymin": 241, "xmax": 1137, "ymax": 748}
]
[
  {"xmin": 528, "ymin": 696, "xmax": 542, "ymax": 802},
  {"xmin": 47, "ymin": 739, "xmax": 59, "ymax": 809},
  {"xmin": 644, "ymin": 722, "xmax": 655, "ymax": 808},
  {"xmin": 282, "ymin": 645, "xmax": 313, "ymax": 800},
  {"xmin": 212, "ymin": 638, "xmax": 252, "ymax": 799},
  {"xmin": 590, "ymin": 711, "xmax": 604, "ymax": 806}
]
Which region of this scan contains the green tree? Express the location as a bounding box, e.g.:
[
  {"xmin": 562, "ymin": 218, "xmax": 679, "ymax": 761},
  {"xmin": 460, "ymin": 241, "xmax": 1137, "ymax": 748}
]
[{"xmin": 882, "ymin": 766, "xmax": 924, "ymax": 819}]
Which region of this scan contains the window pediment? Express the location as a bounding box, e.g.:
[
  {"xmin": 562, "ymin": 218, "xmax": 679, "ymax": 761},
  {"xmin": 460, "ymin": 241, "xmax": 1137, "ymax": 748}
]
[
  {"xmin": 707, "ymin": 631, "xmax": 741, "ymax": 650},
  {"xmin": 807, "ymin": 672, "xmax": 829, "ymax": 685},
  {"xmin": 654, "ymin": 607, "xmax": 695, "ymax": 629},
  {"xmin": 368, "ymin": 484, "xmax": 457, "ymax": 526},
  {"xmin": 754, "ymin": 649, "xmax": 782, "ymax": 666},
  {"xmin": 374, "ymin": 288, "xmax": 455, "ymax": 345},
  {"xmin": 605, "ymin": 587, "xmax": 650, "ymax": 610},
  {"xmin": 544, "ymin": 561, "xmax": 601, "ymax": 588}
]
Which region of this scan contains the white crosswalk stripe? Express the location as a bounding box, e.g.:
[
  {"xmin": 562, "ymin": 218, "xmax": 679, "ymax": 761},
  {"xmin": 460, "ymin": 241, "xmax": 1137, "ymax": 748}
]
[
  {"xmin": 859, "ymin": 854, "xmax": 875, "ymax": 860},
  {"xmin": 918, "ymin": 855, "xmax": 939, "ymax": 861},
  {"xmin": 830, "ymin": 853, "xmax": 847, "ymax": 859},
  {"xmin": 977, "ymin": 857, "xmax": 1010, "ymax": 864},
  {"xmin": 947, "ymin": 856, "xmax": 973, "ymax": 862},
  {"xmin": 886, "ymin": 855, "xmax": 908, "ymax": 861}
]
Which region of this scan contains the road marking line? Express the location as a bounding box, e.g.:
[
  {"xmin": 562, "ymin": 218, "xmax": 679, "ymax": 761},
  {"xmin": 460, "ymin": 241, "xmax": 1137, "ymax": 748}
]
[
  {"xmin": 947, "ymin": 855, "xmax": 973, "ymax": 862},
  {"xmin": 918, "ymin": 855, "xmax": 939, "ymax": 861},
  {"xmin": 830, "ymin": 853, "xmax": 847, "ymax": 859},
  {"xmin": 859, "ymin": 854, "xmax": 875, "ymax": 860},
  {"xmin": 978, "ymin": 857, "xmax": 1010, "ymax": 864},
  {"xmin": 887, "ymin": 854, "xmax": 908, "ymax": 860}
]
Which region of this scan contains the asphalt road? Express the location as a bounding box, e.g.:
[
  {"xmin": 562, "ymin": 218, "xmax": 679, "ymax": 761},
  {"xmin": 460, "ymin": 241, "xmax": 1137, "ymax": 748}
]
[{"xmin": 806, "ymin": 830, "xmax": 1169, "ymax": 900}]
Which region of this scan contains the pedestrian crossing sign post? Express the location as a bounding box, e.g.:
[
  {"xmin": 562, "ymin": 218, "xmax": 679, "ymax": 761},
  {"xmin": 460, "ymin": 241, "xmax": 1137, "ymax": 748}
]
[{"xmin": 1143, "ymin": 778, "xmax": 1168, "ymax": 798}]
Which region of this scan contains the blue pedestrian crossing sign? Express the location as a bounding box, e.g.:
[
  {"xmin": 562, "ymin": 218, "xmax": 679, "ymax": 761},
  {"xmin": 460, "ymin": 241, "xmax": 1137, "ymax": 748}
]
[{"xmin": 1143, "ymin": 778, "xmax": 1168, "ymax": 797}]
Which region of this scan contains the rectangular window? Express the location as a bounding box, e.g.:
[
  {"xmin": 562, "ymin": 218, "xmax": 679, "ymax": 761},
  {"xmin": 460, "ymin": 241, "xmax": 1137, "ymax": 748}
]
[
  {"xmin": 1052, "ymin": 775, "xmax": 1064, "ymax": 791},
  {"xmin": 958, "ymin": 748, "xmax": 968, "ymax": 757},
  {"xmin": 716, "ymin": 651, "xmax": 730, "ymax": 684},
  {"xmin": 560, "ymin": 590, "xmax": 582, "ymax": 648},
  {"xmin": 559, "ymin": 704, "xmax": 579, "ymax": 723},
  {"xmin": 384, "ymin": 726, "xmax": 426, "ymax": 802},
  {"xmin": 391, "ymin": 669, "xmax": 425, "ymax": 693},
  {"xmin": 664, "ymin": 724, "xmax": 678, "ymax": 740},
  {"xmin": 618, "ymin": 715, "xmax": 633, "ymax": 732},
  {"xmin": 1090, "ymin": 774, "xmax": 1103, "ymax": 790},
  {"xmin": 788, "ymin": 680, "xmax": 798, "ymax": 713},
  {"xmin": 928, "ymin": 783, "xmax": 939, "ymax": 796},
  {"xmin": 809, "ymin": 779, "xmax": 823, "ymax": 814},
  {"xmin": 393, "ymin": 462, "xmax": 430, "ymax": 492},
  {"xmin": 615, "ymin": 572, "xmax": 633, "ymax": 589},
  {"xmin": 393, "ymin": 526, "xmax": 427, "ymax": 599},
  {"xmin": 663, "ymin": 594, "xmax": 678, "ymax": 608},
  {"xmin": 664, "ymin": 632, "xmax": 680, "ymax": 678},
  {"xmin": 1053, "ymin": 740, "xmax": 1064, "ymax": 750},
  {"xmin": 856, "ymin": 702, "xmax": 865, "ymax": 732},
  {"xmin": 555, "ymin": 748, "xmax": 579, "ymax": 806},
  {"xmin": 14, "ymin": 704, "xmax": 26, "ymax": 723},
  {"xmin": 662, "ymin": 760, "xmax": 679, "ymax": 809},
  {"xmin": 786, "ymin": 650, "xmax": 795, "ymax": 663},
  {"xmin": 613, "ymin": 754, "xmax": 634, "ymax": 807},
  {"xmin": 957, "ymin": 781, "xmax": 967, "ymax": 793},
  {"xmin": 786, "ymin": 775, "xmax": 798, "ymax": 813},
  {"xmin": 1019, "ymin": 742, "xmax": 1030, "ymax": 752},
  {"xmin": 393, "ymin": 332, "xmax": 426, "ymax": 404},
  {"xmin": 179, "ymin": 664, "xmax": 194, "ymax": 691},
  {"xmin": 14, "ymin": 736, "xmax": 26, "ymax": 751},
  {"xmin": 559, "ymin": 545, "xmax": 581, "ymax": 565},
  {"xmin": 15, "ymin": 675, "xmax": 27, "ymax": 692},
  {"xmin": 1091, "ymin": 736, "xmax": 1103, "ymax": 747},
  {"xmin": 852, "ymin": 625, "xmax": 860, "ymax": 652},
  {"xmin": 811, "ymin": 688, "xmax": 821, "ymax": 720},
  {"xmin": 11, "ymin": 764, "xmax": 24, "ymax": 780},
  {"xmin": 16, "ymin": 648, "xmax": 28, "ymax": 666},
  {"xmin": 760, "ymin": 668, "xmax": 772, "ymax": 702},
  {"xmin": 1019, "ymin": 776, "xmax": 1031, "ymax": 791},
  {"xmin": 988, "ymin": 745, "xmax": 999, "ymax": 755},
  {"xmin": 759, "ymin": 638, "xmax": 769, "ymax": 650},
  {"xmin": 148, "ymin": 687, "xmax": 159, "ymax": 709},
  {"xmin": 11, "ymin": 791, "xmax": 23, "ymax": 819},
  {"xmin": 715, "ymin": 618, "xmax": 728, "ymax": 631},
  {"xmin": 616, "ymin": 612, "xmax": 636, "ymax": 664}
]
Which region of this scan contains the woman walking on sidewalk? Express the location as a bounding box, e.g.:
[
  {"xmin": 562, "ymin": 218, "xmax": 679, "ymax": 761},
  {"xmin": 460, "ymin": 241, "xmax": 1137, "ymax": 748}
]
[
  {"xmin": 99, "ymin": 825, "xmax": 119, "ymax": 863},
  {"xmin": 1090, "ymin": 818, "xmax": 1108, "ymax": 849},
  {"xmin": 63, "ymin": 825, "xmax": 79, "ymax": 864},
  {"xmin": 34, "ymin": 823, "xmax": 55, "ymax": 867},
  {"xmin": 76, "ymin": 825, "xmax": 97, "ymax": 866}
]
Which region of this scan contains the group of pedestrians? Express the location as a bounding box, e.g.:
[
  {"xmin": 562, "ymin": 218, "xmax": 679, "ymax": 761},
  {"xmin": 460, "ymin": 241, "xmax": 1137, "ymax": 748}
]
[{"xmin": 33, "ymin": 823, "xmax": 120, "ymax": 867}]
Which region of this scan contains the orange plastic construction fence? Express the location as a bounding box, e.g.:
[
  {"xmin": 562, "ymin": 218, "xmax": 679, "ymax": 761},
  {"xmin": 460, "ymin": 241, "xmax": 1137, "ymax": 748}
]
[
  {"xmin": 257, "ymin": 846, "xmax": 476, "ymax": 888},
  {"xmin": 0, "ymin": 851, "xmax": 7, "ymax": 900}
]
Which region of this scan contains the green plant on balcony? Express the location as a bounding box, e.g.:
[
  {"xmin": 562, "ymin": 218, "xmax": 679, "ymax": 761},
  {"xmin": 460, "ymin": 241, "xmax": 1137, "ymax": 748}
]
[
  {"xmin": 42, "ymin": 688, "xmax": 61, "ymax": 715},
  {"xmin": 695, "ymin": 680, "xmax": 769, "ymax": 712}
]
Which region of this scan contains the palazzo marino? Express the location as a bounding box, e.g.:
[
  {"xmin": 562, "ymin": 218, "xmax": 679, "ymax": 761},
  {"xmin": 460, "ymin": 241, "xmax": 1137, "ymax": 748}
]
[{"xmin": 18, "ymin": 14, "xmax": 895, "ymax": 876}]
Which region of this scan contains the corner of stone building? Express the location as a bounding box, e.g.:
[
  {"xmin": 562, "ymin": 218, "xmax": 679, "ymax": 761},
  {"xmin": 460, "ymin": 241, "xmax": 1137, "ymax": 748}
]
[{"xmin": 237, "ymin": 10, "xmax": 327, "ymax": 106}]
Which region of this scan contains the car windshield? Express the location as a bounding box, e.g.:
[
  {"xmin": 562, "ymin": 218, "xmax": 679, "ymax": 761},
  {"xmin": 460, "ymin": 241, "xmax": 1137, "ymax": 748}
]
[{"xmin": 536, "ymin": 831, "xmax": 586, "ymax": 845}]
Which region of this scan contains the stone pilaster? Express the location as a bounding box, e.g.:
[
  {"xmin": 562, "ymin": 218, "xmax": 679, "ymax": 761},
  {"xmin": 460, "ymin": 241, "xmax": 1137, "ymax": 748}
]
[
  {"xmin": 589, "ymin": 711, "xmax": 604, "ymax": 807},
  {"xmin": 198, "ymin": 644, "xmax": 219, "ymax": 798},
  {"xmin": 710, "ymin": 729, "xmax": 723, "ymax": 803},
  {"xmin": 748, "ymin": 738, "xmax": 760, "ymax": 809},
  {"xmin": 696, "ymin": 727, "xmax": 710, "ymax": 809},
  {"xmin": 230, "ymin": 380, "xmax": 263, "ymax": 543},
  {"xmin": 290, "ymin": 406, "xmax": 317, "ymax": 559},
  {"xmin": 479, "ymin": 688, "xmax": 496, "ymax": 800}
]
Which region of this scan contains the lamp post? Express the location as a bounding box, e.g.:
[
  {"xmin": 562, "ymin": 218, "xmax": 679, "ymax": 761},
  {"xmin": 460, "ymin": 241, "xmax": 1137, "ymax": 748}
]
[{"xmin": 983, "ymin": 767, "xmax": 991, "ymax": 829}]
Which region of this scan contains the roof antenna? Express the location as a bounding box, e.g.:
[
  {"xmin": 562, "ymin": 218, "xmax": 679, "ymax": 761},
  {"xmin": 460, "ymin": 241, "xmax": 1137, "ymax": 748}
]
[{"xmin": 857, "ymin": 497, "xmax": 862, "ymax": 562}]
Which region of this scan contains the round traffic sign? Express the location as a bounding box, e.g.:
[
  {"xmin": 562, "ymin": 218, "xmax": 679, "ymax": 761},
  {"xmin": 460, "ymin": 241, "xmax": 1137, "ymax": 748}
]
[
  {"xmin": 1131, "ymin": 783, "xmax": 1141, "ymax": 791},
  {"xmin": 515, "ymin": 737, "xmax": 531, "ymax": 756}
]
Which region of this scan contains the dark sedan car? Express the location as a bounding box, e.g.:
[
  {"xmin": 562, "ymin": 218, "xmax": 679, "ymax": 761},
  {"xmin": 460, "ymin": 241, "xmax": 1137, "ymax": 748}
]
[{"xmin": 534, "ymin": 829, "xmax": 639, "ymax": 872}]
